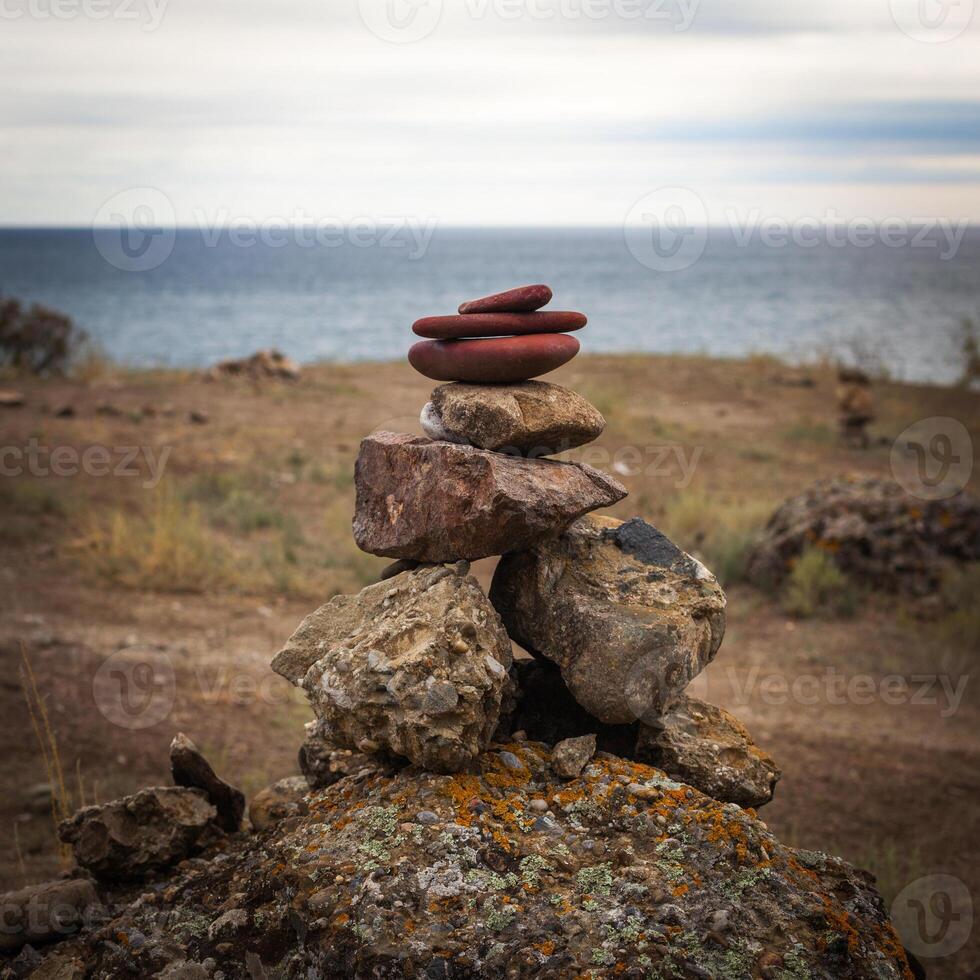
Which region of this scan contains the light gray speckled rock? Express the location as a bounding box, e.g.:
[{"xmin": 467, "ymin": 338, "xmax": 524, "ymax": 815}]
[{"xmin": 293, "ymin": 564, "xmax": 514, "ymax": 773}]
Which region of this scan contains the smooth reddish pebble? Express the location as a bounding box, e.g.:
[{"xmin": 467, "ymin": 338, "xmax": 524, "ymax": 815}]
[
  {"xmin": 458, "ymin": 283, "xmax": 553, "ymax": 315},
  {"xmin": 413, "ymin": 310, "xmax": 586, "ymax": 339},
  {"xmin": 408, "ymin": 334, "xmax": 580, "ymax": 383}
]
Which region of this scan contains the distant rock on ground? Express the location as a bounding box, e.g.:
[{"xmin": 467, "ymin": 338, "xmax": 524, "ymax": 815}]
[
  {"xmin": 490, "ymin": 515, "xmax": 726, "ymax": 724},
  {"xmin": 353, "ymin": 432, "xmax": 626, "ymax": 562},
  {"xmin": 58, "ymin": 787, "xmax": 221, "ymax": 881},
  {"xmin": 204, "ymin": 348, "xmax": 300, "ymax": 381},
  {"xmin": 25, "ymin": 745, "xmax": 915, "ymax": 979},
  {"xmin": 746, "ymin": 476, "xmax": 980, "ymax": 594}
]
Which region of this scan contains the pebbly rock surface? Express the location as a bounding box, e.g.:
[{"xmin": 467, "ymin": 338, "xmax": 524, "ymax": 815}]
[
  {"xmin": 170, "ymin": 732, "xmax": 245, "ymax": 833},
  {"xmin": 499, "ymin": 660, "xmax": 779, "ymax": 807},
  {"xmin": 408, "ymin": 334, "xmax": 580, "ymax": 383},
  {"xmin": 58, "ymin": 787, "xmax": 221, "ymax": 882},
  {"xmin": 413, "ymin": 311, "xmax": 586, "ymax": 339},
  {"xmin": 458, "ymin": 282, "xmax": 552, "ymax": 313},
  {"xmin": 425, "ymin": 380, "xmax": 606, "ymax": 455},
  {"xmin": 0, "ymin": 879, "xmax": 103, "ymax": 952},
  {"xmin": 293, "ymin": 563, "xmax": 515, "ymax": 773},
  {"xmin": 746, "ymin": 476, "xmax": 980, "ymax": 594},
  {"xmin": 298, "ymin": 718, "xmax": 386, "ymax": 790},
  {"xmin": 28, "ymin": 746, "xmax": 915, "ymax": 979},
  {"xmin": 353, "ymin": 432, "xmax": 626, "ymax": 562},
  {"xmin": 635, "ymin": 695, "xmax": 781, "ymax": 809},
  {"xmin": 248, "ymin": 776, "xmax": 310, "ymax": 831},
  {"xmin": 491, "ymin": 515, "xmax": 726, "ymax": 725},
  {"xmin": 550, "ymin": 734, "xmax": 597, "ymax": 779}
]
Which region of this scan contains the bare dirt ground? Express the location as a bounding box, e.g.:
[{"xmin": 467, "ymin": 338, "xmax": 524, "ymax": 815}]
[{"xmin": 1, "ymin": 353, "xmax": 977, "ymax": 977}]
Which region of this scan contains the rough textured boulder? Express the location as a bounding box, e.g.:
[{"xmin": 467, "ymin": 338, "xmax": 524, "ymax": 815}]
[
  {"xmin": 746, "ymin": 477, "xmax": 980, "ymax": 594},
  {"xmin": 425, "ymin": 380, "xmax": 606, "ymax": 455},
  {"xmin": 170, "ymin": 732, "xmax": 245, "ymax": 833},
  {"xmin": 291, "ymin": 564, "xmax": 514, "ymax": 773},
  {"xmin": 491, "ymin": 516, "xmax": 726, "ymax": 724},
  {"xmin": 58, "ymin": 787, "xmax": 220, "ymax": 881},
  {"xmin": 30, "ymin": 746, "xmax": 915, "ymax": 979},
  {"xmin": 352, "ymin": 432, "xmax": 626, "ymax": 562},
  {"xmin": 0, "ymin": 879, "xmax": 102, "ymax": 952},
  {"xmin": 298, "ymin": 718, "xmax": 384, "ymax": 790},
  {"xmin": 248, "ymin": 776, "xmax": 309, "ymax": 831},
  {"xmin": 550, "ymin": 734, "xmax": 596, "ymax": 779},
  {"xmin": 635, "ymin": 695, "xmax": 781, "ymax": 808}
]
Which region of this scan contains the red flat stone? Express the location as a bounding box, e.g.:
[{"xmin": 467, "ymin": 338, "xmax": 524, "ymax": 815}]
[
  {"xmin": 458, "ymin": 284, "xmax": 552, "ymax": 314},
  {"xmin": 413, "ymin": 311, "xmax": 586, "ymax": 339},
  {"xmin": 408, "ymin": 334, "xmax": 580, "ymax": 383}
]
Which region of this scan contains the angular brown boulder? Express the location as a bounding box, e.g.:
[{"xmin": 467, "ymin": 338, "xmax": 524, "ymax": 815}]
[
  {"xmin": 170, "ymin": 732, "xmax": 245, "ymax": 833},
  {"xmin": 291, "ymin": 563, "xmax": 514, "ymax": 773},
  {"xmin": 353, "ymin": 432, "xmax": 626, "ymax": 562},
  {"xmin": 58, "ymin": 787, "xmax": 220, "ymax": 882},
  {"xmin": 0, "ymin": 879, "xmax": 102, "ymax": 952},
  {"xmin": 635, "ymin": 695, "xmax": 781, "ymax": 808},
  {"xmin": 490, "ymin": 515, "xmax": 726, "ymax": 724},
  {"xmin": 425, "ymin": 380, "xmax": 606, "ymax": 456}
]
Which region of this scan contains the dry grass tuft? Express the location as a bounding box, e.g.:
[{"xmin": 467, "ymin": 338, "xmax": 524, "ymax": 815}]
[{"xmin": 782, "ymin": 547, "xmax": 857, "ymax": 619}]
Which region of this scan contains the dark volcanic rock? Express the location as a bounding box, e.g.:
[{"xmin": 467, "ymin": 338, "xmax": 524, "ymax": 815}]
[
  {"xmin": 353, "ymin": 432, "xmax": 626, "ymax": 562},
  {"xmin": 635, "ymin": 695, "xmax": 781, "ymax": 808},
  {"xmin": 413, "ymin": 311, "xmax": 586, "ymax": 339},
  {"xmin": 491, "ymin": 515, "xmax": 726, "ymax": 724},
  {"xmin": 746, "ymin": 476, "xmax": 980, "ymax": 594},
  {"xmin": 170, "ymin": 732, "xmax": 245, "ymax": 833},
  {"xmin": 31, "ymin": 747, "xmax": 915, "ymax": 979},
  {"xmin": 408, "ymin": 334, "xmax": 580, "ymax": 383},
  {"xmin": 58, "ymin": 787, "xmax": 220, "ymax": 882},
  {"xmin": 458, "ymin": 282, "xmax": 552, "ymax": 313}
]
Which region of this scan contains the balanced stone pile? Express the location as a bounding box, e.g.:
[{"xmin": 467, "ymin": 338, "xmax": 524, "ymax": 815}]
[
  {"xmin": 276, "ymin": 283, "xmax": 780, "ymax": 808},
  {"xmin": 12, "ymin": 287, "xmax": 917, "ymax": 977}
]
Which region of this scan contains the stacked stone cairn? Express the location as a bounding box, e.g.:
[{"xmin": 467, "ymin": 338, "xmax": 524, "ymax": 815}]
[
  {"xmin": 275, "ymin": 283, "xmax": 781, "ymax": 807},
  {"xmin": 23, "ymin": 285, "xmax": 916, "ymax": 978}
]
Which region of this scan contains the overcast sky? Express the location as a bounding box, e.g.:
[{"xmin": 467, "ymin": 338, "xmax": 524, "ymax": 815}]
[{"xmin": 2, "ymin": 0, "xmax": 978, "ymax": 225}]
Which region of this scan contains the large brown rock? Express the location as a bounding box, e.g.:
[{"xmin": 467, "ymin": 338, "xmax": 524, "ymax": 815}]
[
  {"xmin": 0, "ymin": 879, "xmax": 102, "ymax": 952},
  {"xmin": 425, "ymin": 380, "xmax": 605, "ymax": 456},
  {"xmin": 170, "ymin": 732, "xmax": 245, "ymax": 833},
  {"xmin": 490, "ymin": 515, "xmax": 726, "ymax": 724},
  {"xmin": 58, "ymin": 787, "xmax": 220, "ymax": 882},
  {"xmin": 635, "ymin": 695, "xmax": 781, "ymax": 808},
  {"xmin": 287, "ymin": 564, "xmax": 515, "ymax": 773},
  {"xmin": 353, "ymin": 432, "xmax": 626, "ymax": 562},
  {"xmin": 33, "ymin": 747, "xmax": 916, "ymax": 979}
]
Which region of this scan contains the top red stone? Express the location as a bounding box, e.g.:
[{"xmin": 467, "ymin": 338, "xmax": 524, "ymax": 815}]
[{"xmin": 458, "ymin": 284, "xmax": 553, "ymax": 315}]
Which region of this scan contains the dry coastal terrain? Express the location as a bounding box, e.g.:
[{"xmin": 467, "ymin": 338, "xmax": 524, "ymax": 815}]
[{"xmin": 0, "ymin": 353, "xmax": 977, "ymax": 976}]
